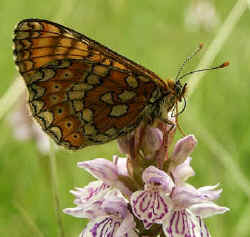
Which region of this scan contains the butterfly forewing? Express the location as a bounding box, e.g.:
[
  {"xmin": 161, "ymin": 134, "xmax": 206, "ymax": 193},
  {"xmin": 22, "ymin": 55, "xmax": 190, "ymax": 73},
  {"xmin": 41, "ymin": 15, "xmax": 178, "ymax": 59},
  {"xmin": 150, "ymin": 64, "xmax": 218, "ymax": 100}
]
[{"xmin": 13, "ymin": 19, "xmax": 168, "ymax": 150}]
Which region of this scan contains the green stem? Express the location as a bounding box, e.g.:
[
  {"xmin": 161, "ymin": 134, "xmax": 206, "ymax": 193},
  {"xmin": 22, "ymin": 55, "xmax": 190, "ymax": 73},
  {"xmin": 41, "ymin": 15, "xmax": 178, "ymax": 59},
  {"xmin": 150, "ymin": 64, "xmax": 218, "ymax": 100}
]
[
  {"xmin": 0, "ymin": 78, "xmax": 24, "ymax": 120},
  {"xmin": 49, "ymin": 141, "xmax": 65, "ymax": 237},
  {"xmin": 188, "ymin": 0, "xmax": 248, "ymax": 95},
  {"xmin": 186, "ymin": 112, "xmax": 250, "ymax": 198},
  {"xmin": 14, "ymin": 201, "xmax": 44, "ymax": 237}
]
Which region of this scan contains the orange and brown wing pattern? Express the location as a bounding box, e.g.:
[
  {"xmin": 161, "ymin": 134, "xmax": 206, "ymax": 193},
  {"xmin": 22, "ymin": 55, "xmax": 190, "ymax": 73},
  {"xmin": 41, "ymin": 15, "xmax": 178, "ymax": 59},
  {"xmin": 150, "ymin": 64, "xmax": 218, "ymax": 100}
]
[
  {"xmin": 13, "ymin": 19, "xmax": 166, "ymax": 87},
  {"xmin": 22, "ymin": 59, "xmax": 161, "ymax": 149},
  {"xmin": 13, "ymin": 19, "xmax": 167, "ymax": 150},
  {"xmin": 13, "ymin": 19, "xmax": 95, "ymax": 76}
]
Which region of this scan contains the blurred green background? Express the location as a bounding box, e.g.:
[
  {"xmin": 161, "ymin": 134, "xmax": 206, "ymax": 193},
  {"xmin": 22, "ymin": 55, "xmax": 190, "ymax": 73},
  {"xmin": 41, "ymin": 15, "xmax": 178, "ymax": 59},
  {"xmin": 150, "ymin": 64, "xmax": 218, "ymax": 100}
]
[{"xmin": 1, "ymin": 0, "xmax": 250, "ymax": 236}]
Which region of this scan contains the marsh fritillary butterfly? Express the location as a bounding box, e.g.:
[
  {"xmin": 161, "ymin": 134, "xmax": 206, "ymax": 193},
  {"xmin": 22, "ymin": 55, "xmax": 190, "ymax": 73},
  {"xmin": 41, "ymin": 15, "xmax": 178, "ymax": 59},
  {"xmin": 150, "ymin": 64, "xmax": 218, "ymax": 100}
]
[{"xmin": 12, "ymin": 19, "xmax": 193, "ymax": 150}]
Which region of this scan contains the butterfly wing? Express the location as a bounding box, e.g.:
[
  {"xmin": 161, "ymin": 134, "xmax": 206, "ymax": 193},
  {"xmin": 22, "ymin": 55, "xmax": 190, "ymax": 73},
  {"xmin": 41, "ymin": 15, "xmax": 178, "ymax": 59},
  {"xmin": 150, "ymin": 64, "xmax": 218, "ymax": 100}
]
[
  {"xmin": 13, "ymin": 19, "xmax": 166, "ymax": 85},
  {"xmin": 13, "ymin": 19, "xmax": 167, "ymax": 149}
]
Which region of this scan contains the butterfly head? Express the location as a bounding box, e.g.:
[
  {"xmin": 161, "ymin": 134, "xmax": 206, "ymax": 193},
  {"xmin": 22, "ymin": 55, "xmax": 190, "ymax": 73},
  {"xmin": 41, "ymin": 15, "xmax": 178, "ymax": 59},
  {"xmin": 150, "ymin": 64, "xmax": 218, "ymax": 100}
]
[
  {"xmin": 173, "ymin": 80, "xmax": 187, "ymax": 102},
  {"xmin": 166, "ymin": 79, "xmax": 187, "ymax": 104},
  {"xmin": 158, "ymin": 79, "xmax": 187, "ymax": 122}
]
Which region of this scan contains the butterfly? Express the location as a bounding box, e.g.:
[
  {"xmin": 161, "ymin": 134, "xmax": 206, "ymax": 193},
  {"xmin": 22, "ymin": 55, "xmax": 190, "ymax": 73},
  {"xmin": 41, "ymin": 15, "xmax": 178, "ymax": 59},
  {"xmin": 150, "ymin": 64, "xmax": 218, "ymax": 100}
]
[{"xmin": 13, "ymin": 19, "xmax": 188, "ymax": 150}]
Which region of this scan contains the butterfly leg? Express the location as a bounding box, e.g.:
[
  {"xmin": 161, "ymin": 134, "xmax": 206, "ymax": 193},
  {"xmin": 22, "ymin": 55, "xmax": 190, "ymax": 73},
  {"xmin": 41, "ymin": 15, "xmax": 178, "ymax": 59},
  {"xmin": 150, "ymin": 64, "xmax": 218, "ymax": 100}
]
[
  {"xmin": 160, "ymin": 116, "xmax": 186, "ymax": 136},
  {"xmin": 158, "ymin": 118, "xmax": 175, "ymax": 133}
]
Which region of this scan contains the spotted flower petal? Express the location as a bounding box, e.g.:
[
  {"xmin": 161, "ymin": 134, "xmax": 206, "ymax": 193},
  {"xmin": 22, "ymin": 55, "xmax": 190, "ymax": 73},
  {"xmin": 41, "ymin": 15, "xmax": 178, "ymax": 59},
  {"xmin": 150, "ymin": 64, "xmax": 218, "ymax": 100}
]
[
  {"xmin": 190, "ymin": 202, "xmax": 230, "ymax": 218},
  {"xmin": 79, "ymin": 214, "xmax": 138, "ymax": 237},
  {"xmin": 79, "ymin": 196, "xmax": 138, "ymax": 237},
  {"xmin": 171, "ymin": 185, "xmax": 208, "ymax": 209},
  {"xmin": 197, "ymin": 184, "xmax": 222, "ymax": 201},
  {"xmin": 162, "ymin": 209, "xmax": 202, "ymax": 237},
  {"xmin": 197, "ymin": 216, "xmax": 210, "ymax": 237},
  {"xmin": 130, "ymin": 166, "xmax": 174, "ymax": 229},
  {"xmin": 78, "ymin": 158, "xmax": 131, "ymax": 196},
  {"xmin": 172, "ymin": 157, "xmax": 195, "ymax": 185},
  {"xmin": 63, "ymin": 181, "xmax": 111, "ymax": 219},
  {"xmin": 64, "ymin": 199, "xmax": 105, "ymax": 219},
  {"xmin": 162, "ymin": 181, "xmax": 229, "ymax": 237},
  {"xmin": 113, "ymin": 155, "xmax": 129, "ymax": 176},
  {"xmin": 116, "ymin": 211, "xmax": 138, "ymax": 237},
  {"xmin": 70, "ymin": 181, "xmax": 110, "ymax": 205},
  {"xmin": 78, "ymin": 159, "xmax": 119, "ymax": 183},
  {"xmin": 171, "ymin": 183, "xmax": 225, "ymax": 210},
  {"xmin": 143, "ymin": 166, "xmax": 175, "ymax": 193}
]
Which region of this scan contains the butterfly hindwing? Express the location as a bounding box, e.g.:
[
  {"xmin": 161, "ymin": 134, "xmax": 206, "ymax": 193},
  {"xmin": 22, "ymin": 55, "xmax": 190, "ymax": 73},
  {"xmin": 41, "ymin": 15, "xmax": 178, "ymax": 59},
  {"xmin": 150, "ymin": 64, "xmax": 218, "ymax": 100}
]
[
  {"xmin": 24, "ymin": 59, "xmax": 160, "ymax": 149},
  {"xmin": 13, "ymin": 19, "xmax": 167, "ymax": 150}
]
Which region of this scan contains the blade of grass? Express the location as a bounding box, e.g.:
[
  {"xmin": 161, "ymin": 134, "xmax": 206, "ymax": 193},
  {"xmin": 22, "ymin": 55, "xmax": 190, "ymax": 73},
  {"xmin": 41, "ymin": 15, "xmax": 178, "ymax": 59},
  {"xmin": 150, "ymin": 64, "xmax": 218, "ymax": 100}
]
[
  {"xmin": 49, "ymin": 141, "xmax": 65, "ymax": 237},
  {"xmin": 185, "ymin": 0, "xmax": 250, "ymax": 198},
  {"xmin": 188, "ymin": 0, "xmax": 248, "ymax": 95},
  {"xmin": 185, "ymin": 112, "xmax": 250, "ymax": 198},
  {"xmin": 14, "ymin": 201, "xmax": 44, "ymax": 237},
  {"xmin": 53, "ymin": 0, "xmax": 81, "ymax": 23},
  {"xmin": 233, "ymin": 201, "xmax": 250, "ymax": 236},
  {"xmin": 0, "ymin": 78, "xmax": 24, "ymax": 120}
]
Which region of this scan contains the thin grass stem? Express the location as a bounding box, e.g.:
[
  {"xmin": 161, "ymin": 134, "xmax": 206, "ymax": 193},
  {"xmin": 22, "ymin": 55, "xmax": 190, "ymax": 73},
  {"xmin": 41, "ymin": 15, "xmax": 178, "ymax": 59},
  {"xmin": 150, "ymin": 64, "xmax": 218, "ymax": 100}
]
[
  {"xmin": 0, "ymin": 78, "xmax": 24, "ymax": 120},
  {"xmin": 188, "ymin": 0, "xmax": 248, "ymax": 95},
  {"xmin": 49, "ymin": 141, "xmax": 65, "ymax": 237},
  {"xmin": 185, "ymin": 114, "xmax": 250, "ymax": 198},
  {"xmin": 233, "ymin": 201, "xmax": 250, "ymax": 236},
  {"xmin": 14, "ymin": 201, "xmax": 44, "ymax": 237}
]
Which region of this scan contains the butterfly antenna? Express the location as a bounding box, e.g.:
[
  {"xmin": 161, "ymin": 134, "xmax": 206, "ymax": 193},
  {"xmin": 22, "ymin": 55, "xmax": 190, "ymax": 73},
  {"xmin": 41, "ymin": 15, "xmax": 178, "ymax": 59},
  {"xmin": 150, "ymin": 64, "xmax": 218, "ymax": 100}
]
[
  {"xmin": 177, "ymin": 61, "xmax": 230, "ymax": 81},
  {"xmin": 175, "ymin": 43, "xmax": 204, "ymax": 81}
]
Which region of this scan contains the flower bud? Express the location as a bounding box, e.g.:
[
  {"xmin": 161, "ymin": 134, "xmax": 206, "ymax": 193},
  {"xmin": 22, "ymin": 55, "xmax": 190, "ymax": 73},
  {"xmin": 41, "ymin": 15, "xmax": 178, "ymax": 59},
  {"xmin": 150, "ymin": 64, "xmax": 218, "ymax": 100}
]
[
  {"xmin": 171, "ymin": 135, "xmax": 197, "ymax": 166},
  {"xmin": 141, "ymin": 127, "xmax": 163, "ymax": 159},
  {"xmin": 117, "ymin": 133, "xmax": 134, "ymax": 155}
]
